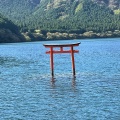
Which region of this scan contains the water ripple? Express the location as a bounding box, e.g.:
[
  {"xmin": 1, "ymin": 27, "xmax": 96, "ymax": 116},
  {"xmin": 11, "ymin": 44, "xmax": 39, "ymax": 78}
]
[{"xmin": 0, "ymin": 39, "xmax": 120, "ymax": 120}]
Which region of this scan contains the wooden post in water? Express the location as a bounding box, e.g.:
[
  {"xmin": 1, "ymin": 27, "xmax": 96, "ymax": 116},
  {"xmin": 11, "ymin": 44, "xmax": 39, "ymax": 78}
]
[
  {"xmin": 50, "ymin": 47, "xmax": 54, "ymax": 77},
  {"xmin": 71, "ymin": 46, "xmax": 75, "ymax": 76},
  {"xmin": 43, "ymin": 42, "xmax": 80, "ymax": 77}
]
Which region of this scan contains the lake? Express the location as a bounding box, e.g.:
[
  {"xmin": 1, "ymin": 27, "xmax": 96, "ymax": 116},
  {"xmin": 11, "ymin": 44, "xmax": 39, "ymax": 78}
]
[{"xmin": 0, "ymin": 38, "xmax": 120, "ymax": 120}]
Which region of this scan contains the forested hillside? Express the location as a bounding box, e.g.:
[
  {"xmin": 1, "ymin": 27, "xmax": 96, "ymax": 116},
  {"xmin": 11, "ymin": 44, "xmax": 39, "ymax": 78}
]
[
  {"xmin": 0, "ymin": 0, "xmax": 40, "ymax": 23},
  {"xmin": 0, "ymin": 0, "xmax": 120, "ymax": 42},
  {"xmin": 0, "ymin": 14, "xmax": 25, "ymax": 43}
]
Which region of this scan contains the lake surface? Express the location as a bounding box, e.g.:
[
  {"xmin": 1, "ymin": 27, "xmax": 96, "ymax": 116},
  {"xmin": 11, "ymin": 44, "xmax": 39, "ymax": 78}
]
[{"xmin": 0, "ymin": 38, "xmax": 120, "ymax": 120}]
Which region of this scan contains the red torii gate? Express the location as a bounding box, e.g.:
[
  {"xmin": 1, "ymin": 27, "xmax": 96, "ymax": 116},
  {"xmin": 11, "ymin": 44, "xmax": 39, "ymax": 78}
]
[{"xmin": 44, "ymin": 42, "xmax": 80, "ymax": 77}]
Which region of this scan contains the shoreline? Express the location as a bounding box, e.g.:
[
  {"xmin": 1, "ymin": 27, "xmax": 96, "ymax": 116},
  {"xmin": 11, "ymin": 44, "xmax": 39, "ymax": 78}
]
[{"xmin": 0, "ymin": 37, "xmax": 120, "ymax": 44}]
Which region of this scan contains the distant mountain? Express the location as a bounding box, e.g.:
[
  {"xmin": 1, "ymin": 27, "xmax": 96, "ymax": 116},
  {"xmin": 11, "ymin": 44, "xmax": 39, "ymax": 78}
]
[
  {"xmin": 0, "ymin": 0, "xmax": 41, "ymax": 23},
  {"xmin": 0, "ymin": 0, "xmax": 119, "ymax": 22},
  {"xmin": 23, "ymin": 0, "xmax": 120, "ymax": 31},
  {"xmin": 0, "ymin": 14, "xmax": 25, "ymax": 43},
  {"xmin": 0, "ymin": 0, "xmax": 120, "ymax": 42}
]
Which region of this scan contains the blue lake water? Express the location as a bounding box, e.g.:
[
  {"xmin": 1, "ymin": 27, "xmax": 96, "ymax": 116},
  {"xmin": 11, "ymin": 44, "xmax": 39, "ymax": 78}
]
[{"xmin": 0, "ymin": 38, "xmax": 120, "ymax": 120}]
